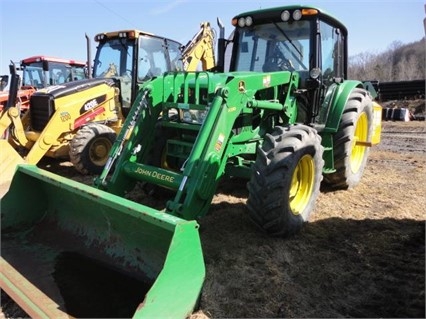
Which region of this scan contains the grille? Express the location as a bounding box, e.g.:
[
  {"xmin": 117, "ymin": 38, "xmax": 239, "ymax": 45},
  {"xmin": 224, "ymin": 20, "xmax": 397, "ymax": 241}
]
[{"xmin": 30, "ymin": 94, "xmax": 55, "ymax": 131}]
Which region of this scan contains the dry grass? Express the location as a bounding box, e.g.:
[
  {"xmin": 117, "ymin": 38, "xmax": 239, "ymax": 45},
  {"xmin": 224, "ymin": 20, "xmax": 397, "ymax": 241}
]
[{"xmin": 1, "ymin": 119, "xmax": 425, "ymax": 318}]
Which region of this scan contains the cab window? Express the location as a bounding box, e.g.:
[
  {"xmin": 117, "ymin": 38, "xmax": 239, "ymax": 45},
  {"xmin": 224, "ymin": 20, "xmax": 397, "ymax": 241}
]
[
  {"xmin": 320, "ymin": 21, "xmax": 344, "ymax": 84},
  {"xmin": 138, "ymin": 36, "xmax": 168, "ymax": 81}
]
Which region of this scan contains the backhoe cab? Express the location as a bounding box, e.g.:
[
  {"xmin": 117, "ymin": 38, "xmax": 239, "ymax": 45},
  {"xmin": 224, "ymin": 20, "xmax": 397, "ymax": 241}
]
[{"xmin": 91, "ymin": 30, "xmax": 183, "ymax": 111}]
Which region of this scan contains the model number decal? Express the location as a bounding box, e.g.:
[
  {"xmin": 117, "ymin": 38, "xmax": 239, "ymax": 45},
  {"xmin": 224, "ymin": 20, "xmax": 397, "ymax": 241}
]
[
  {"xmin": 60, "ymin": 111, "xmax": 71, "ymax": 122},
  {"xmin": 80, "ymin": 94, "xmax": 107, "ymax": 114}
]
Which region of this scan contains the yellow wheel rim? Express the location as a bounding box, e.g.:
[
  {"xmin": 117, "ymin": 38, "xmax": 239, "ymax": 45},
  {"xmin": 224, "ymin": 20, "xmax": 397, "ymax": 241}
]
[
  {"xmin": 350, "ymin": 112, "xmax": 368, "ymax": 174},
  {"xmin": 290, "ymin": 154, "xmax": 315, "ymax": 215},
  {"xmin": 89, "ymin": 137, "xmax": 112, "ymax": 166}
]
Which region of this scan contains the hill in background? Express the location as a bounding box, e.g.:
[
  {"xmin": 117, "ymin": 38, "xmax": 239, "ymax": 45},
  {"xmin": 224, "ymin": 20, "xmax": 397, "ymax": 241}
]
[{"xmin": 348, "ymin": 37, "xmax": 425, "ymax": 82}]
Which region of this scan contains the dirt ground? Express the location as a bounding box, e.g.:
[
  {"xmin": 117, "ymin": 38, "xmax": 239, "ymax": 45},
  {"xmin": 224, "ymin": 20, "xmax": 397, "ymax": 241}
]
[{"xmin": 1, "ymin": 106, "xmax": 425, "ymax": 318}]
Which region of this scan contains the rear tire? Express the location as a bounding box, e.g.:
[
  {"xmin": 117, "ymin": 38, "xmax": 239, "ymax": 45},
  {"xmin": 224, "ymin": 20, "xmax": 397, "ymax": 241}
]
[
  {"xmin": 247, "ymin": 125, "xmax": 324, "ymax": 237},
  {"xmin": 70, "ymin": 123, "xmax": 116, "ymax": 175},
  {"xmin": 323, "ymin": 88, "xmax": 373, "ymax": 189}
]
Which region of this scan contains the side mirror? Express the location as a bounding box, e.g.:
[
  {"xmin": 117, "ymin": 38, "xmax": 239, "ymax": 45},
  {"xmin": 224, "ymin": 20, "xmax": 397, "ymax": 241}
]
[
  {"xmin": 0, "ymin": 75, "xmax": 9, "ymax": 91},
  {"xmin": 42, "ymin": 60, "xmax": 49, "ymax": 71}
]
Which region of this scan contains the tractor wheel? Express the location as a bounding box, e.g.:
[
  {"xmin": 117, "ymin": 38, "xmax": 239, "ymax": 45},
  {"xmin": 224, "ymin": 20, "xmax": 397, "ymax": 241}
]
[
  {"xmin": 142, "ymin": 121, "xmax": 179, "ymax": 196},
  {"xmin": 323, "ymin": 88, "xmax": 374, "ymax": 189},
  {"xmin": 247, "ymin": 124, "xmax": 324, "ymax": 237},
  {"xmin": 70, "ymin": 123, "xmax": 116, "ymax": 175}
]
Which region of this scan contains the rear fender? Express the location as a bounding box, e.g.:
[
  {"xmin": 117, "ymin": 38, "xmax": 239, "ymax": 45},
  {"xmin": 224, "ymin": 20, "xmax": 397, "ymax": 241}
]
[{"xmin": 324, "ymin": 80, "xmax": 364, "ymax": 132}]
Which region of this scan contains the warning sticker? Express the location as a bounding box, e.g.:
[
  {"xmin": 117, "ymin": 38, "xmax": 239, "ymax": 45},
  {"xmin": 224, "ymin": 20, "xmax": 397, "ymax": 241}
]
[{"xmin": 215, "ymin": 133, "xmax": 225, "ymax": 152}]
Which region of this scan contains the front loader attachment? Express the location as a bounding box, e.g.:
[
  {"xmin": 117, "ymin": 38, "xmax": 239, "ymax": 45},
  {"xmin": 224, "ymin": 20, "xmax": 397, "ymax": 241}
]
[{"xmin": 1, "ymin": 165, "xmax": 205, "ymax": 318}]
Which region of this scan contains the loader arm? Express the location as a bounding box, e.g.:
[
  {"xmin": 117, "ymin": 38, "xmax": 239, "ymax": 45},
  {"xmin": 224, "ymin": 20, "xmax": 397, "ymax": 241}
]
[{"xmin": 99, "ymin": 70, "xmax": 298, "ymax": 220}]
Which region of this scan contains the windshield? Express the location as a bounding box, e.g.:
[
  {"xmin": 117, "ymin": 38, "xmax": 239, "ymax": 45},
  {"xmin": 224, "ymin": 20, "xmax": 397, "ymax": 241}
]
[
  {"xmin": 22, "ymin": 62, "xmax": 86, "ymax": 88},
  {"xmin": 93, "ymin": 38, "xmax": 135, "ymax": 78},
  {"xmin": 48, "ymin": 62, "xmax": 86, "ymax": 84},
  {"xmin": 233, "ymin": 20, "xmax": 311, "ymax": 72}
]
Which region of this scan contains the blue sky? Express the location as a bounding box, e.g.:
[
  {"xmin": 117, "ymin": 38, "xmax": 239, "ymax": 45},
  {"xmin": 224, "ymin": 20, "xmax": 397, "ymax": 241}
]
[{"xmin": 0, "ymin": 0, "xmax": 425, "ymax": 75}]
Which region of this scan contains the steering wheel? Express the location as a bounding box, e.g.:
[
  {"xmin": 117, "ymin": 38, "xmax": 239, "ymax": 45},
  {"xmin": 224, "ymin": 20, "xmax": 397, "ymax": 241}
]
[{"xmin": 263, "ymin": 55, "xmax": 294, "ymax": 72}]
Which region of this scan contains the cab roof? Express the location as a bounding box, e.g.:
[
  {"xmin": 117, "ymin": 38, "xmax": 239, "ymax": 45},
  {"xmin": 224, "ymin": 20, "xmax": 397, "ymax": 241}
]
[
  {"xmin": 233, "ymin": 5, "xmax": 348, "ymax": 35},
  {"xmin": 21, "ymin": 56, "xmax": 86, "ymax": 66}
]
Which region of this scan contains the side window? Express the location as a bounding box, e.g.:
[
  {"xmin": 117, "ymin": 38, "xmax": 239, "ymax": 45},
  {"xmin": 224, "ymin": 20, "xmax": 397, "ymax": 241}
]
[
  {"xmin": 22, "ymin": 63, "xmax": 44, "ymax": 88},
  {"xmin": 71, "ymin": 66, "xmax": 86, "ymax": 81},
  {"xmin": 50, "ymin": 64, "xmax": 69, "ymax": 85},
  {"xmin": 320, "ymin": 21, "xmax": 343, "ymax": 83},
  {"xmin": 167, "ymin": 41, "xmax": 184, "ymax": 71},
  {"xmin": 138, "ymin": 36, "xmax": 168, "ymax": 81}
]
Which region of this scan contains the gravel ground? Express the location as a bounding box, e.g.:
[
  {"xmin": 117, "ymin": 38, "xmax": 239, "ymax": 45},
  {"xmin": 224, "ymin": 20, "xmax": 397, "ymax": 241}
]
[{"xmin": 1, "ymin": 108, "xmax": 425, "ymax": 318}]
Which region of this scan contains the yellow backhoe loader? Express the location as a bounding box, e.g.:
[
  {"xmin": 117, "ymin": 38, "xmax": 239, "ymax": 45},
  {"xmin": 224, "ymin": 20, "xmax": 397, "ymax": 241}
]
[{"xmin": 0, "ymin": 23, "xmax": 217, "ymax": 193}]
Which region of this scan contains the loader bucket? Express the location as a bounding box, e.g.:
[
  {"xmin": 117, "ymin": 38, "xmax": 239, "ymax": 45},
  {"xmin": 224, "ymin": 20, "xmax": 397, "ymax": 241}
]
[
  {"xmin": 0, "ymin": 139, "xmax": 24, "ymax": 197},
  {"xmin": 1, "ymin": 165, "xmax": 205, "ymax": 318}
]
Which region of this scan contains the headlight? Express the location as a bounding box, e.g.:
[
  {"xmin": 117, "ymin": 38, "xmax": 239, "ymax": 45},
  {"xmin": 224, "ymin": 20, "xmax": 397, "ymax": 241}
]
[
  {"xmin": 281, "ymin": 10, "xmax": 290, "ymax": 22},
  {"xmin": 238, "ymin": 16, "xmax": 253, "ymax": 27},
  {"xmin": 95, "ymin": 34, "xmax": 105, "ymax": 41},
  {"xmin": 293, "ymin": 9, "xmax": 302, "ymax": 21},
  {"xmin": 310, "ymin": 68, "xmax": 321, "ymax": 79},
  {"xmin": 182, "ymin": 109, "xmax": 208, "ymax": 124},
  {"xmin": 238, "ymin": 17, "xmax": 246, "ymax": 27}
]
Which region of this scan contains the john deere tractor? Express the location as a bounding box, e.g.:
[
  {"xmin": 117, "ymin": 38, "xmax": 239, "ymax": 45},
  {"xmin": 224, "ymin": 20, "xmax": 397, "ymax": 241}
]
[{"xmin": 1, "ymin": 5, "xmax": 381, "ymax": 318}]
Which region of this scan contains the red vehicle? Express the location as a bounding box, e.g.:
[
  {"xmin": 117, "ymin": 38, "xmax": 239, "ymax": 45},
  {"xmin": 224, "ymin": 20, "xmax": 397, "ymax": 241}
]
[{"xmin": 0, "ymin": 56, "xmax": 86, "ymax": 112}]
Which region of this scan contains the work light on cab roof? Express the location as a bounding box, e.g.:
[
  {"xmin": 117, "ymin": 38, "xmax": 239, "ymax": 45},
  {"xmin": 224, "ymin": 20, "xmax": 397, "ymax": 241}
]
[{"xmin": 233, "ymin": 7, "xmax": 320, "ymax": 26}]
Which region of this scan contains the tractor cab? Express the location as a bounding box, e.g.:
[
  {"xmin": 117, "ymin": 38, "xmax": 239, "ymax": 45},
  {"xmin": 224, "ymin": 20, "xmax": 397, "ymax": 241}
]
[
  {"xmin": 223, "ymin": 6, "xmax": 348, "ymax": 125},
  {"xmin": 20, "ymin": 56, "xmax": 87, "ymax": 88}
]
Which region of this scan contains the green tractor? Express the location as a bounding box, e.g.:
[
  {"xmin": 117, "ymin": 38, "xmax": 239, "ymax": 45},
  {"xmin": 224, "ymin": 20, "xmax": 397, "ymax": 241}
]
[{"xmin": 1, "ymin": 5, "xmax": 381, "ymax": 318}]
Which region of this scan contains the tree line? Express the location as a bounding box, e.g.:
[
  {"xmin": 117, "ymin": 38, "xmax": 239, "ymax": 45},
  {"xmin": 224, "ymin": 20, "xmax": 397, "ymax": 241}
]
[{"xmin": 348, "ymin": 37, "xmax": 425, "ymax": 82}]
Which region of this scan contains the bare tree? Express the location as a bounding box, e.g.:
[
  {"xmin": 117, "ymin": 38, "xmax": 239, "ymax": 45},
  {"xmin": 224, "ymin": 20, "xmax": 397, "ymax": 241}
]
[{"xmin": 348, "ymin": 38, "xmax": 425, "ymax": 81}]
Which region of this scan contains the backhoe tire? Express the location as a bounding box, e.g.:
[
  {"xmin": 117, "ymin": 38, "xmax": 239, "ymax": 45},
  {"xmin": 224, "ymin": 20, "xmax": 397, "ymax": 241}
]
[
  {"xmin": 247, "ymin": 125, "xmax": 324, "ymax": 237},
  {"xmin": 70, "ymin": 123, "xmax": 116, "ymax": 175},
  {"xmin": 323, "ymin": 88, "xmax": 374, "ymax": 189}
]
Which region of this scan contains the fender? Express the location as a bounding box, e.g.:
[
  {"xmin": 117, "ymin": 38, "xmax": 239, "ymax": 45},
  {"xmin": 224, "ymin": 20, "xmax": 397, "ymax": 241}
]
[{"xmin": 324, "ymin": 79, "xmax": 364, "ymax": 132}]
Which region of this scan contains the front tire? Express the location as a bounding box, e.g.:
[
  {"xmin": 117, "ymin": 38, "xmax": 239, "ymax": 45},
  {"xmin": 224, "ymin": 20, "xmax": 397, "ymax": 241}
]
[
  {"xmin": 323, "ymin": 88, "xmax": 373, "ymax": 189},
  {"xmin": 70, "ymin": 123, "xmax": 116, "ymax": 175},
  {"xmin": 247, "ymin": 125, "xmax": 324, "ymax": 237}
]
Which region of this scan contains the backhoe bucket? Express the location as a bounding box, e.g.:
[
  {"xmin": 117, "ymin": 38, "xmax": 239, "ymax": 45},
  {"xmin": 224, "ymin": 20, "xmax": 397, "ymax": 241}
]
[
  {"xmin": 0, "ymin": 139, "xmax": 24, "ymax": 197},
  {"xmin": 1, "ymin": 165, "xmax": 205, "ymax": 318}
]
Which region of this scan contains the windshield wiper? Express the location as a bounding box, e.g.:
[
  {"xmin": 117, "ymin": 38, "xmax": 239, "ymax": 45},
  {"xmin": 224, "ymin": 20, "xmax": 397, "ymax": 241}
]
[
  {"xmin": 272, "ymin": 22, "xmax": 302, "ymax": 57},
  {"xmin": 272, "ymin": 22, "xmax": 308, "ymax": 70}
]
